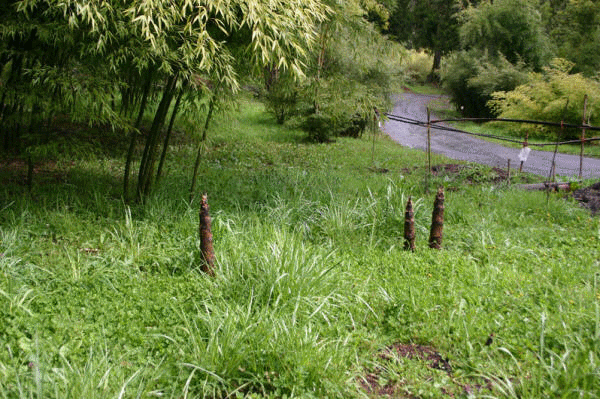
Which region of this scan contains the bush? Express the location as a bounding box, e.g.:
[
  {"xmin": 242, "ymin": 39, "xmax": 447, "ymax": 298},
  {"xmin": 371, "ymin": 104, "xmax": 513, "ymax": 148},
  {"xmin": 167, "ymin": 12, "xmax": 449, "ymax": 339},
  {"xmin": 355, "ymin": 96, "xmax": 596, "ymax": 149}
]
[
  {"xmin": 262, "ymin": 71, "xmax": 300, "ymax": 125},
  {"xmin": 338, "ymin": 114, "xmax": 369, "ymax": 138},
  {"xmin": 441, "ymin": 51, "xmax": 530, "ymax": 118},
  {"xmin": 488, "ymin": 58, "xmax": 600, "ymax": 140},
  {"xmin": 400, "ymin": 50, "xmax": 433, "ymax": 84},
  {"xmin": 302, "ymin": 113, "xmax": 335, "ymax": 143}
]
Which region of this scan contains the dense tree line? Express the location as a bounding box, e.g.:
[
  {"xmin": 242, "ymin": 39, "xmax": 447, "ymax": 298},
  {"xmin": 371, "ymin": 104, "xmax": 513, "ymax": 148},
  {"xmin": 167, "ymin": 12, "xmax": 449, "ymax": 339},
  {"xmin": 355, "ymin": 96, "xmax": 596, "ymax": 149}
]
[{"xmin": 387, "ymin": 0, "xmax": 600, "ymax": 125}]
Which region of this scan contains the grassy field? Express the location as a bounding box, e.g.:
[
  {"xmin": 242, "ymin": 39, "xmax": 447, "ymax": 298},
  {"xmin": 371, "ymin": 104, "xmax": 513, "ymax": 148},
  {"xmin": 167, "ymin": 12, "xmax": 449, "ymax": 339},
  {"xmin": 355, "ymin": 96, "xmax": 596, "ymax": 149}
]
[{"xmin": 1, "ymin": 94, "xmax": 599, "ymax": 398}]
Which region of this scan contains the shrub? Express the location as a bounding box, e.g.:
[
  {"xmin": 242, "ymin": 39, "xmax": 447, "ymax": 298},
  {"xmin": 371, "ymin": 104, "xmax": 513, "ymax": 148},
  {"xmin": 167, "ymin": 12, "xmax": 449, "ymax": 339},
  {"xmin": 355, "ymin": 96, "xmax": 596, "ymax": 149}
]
[
  {"xmin": 441, "ymin": 50, "xmax": 531, "ymax": 118},
  {"xmin": 400, "ymin": 50, "xmax": 433, "ymax": 84},
  {"xmin": 488, "ymin": 58, "xmax": 600, "ymax": 139},
  {"xmin": 302, "ymin": 113, "xmax": 334, "ymax": 143},
  {"xmin": 338, "ymin": 114, "xmax": 369, "ymax": 138},
  {"xmin": 262, "ymin": 71, "xmax": 300, "ymax": 125}
]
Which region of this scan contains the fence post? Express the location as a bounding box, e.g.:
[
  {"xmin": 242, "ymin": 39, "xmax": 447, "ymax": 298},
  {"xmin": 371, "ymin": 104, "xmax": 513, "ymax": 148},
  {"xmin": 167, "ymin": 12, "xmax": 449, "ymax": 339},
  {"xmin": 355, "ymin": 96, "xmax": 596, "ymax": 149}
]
[
  {"xmin": 579, "ymin": 95, "xmax": 588, "ymax": 181},
  {"xmin": 404, "ymin": 197, "xmax": 416, "ymax": 252},
  {"xmin": 427, "ymin": 108, "xmax": 432, "ymax": 175},
  {"xmin": 519, "ymin": 132, "xmax": 529, "ymax": 173},
  {"xmin": 549, "ymin": 99, "xmax": 569, "ymax": 186}
]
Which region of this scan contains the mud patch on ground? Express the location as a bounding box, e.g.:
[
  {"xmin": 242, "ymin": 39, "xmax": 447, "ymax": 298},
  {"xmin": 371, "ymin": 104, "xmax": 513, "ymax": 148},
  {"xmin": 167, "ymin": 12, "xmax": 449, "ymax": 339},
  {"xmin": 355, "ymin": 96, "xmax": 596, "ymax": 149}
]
[
  {"xmin": 571, "ymin": 181, "xmax": 600, "ymax": 215},
  {"xmin": 383, "ymin": 343, "xmax": 453, "ymax": 373}
]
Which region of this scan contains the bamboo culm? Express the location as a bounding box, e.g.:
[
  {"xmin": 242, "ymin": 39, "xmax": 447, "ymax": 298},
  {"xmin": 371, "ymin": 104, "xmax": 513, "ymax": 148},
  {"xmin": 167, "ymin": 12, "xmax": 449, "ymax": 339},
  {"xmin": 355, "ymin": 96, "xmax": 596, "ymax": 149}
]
[
  {"xmin": 136, "ymin": 72, "xmax": 178, "ymax": 201},
  {"xmin": 190, "ymin": 95, "xmax": 216, "ymax": 202},
  {"xmin": 156, "ymin": 88, "xmax": 184, "ymax": 184}
]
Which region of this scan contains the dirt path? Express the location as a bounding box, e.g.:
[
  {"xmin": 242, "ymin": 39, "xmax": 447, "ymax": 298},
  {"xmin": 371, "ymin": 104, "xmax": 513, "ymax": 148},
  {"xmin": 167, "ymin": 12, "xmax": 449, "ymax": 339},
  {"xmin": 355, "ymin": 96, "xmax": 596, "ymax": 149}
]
[{"xmin": 383, "ymin": 93, "xmax": 600, "ymax": 179}]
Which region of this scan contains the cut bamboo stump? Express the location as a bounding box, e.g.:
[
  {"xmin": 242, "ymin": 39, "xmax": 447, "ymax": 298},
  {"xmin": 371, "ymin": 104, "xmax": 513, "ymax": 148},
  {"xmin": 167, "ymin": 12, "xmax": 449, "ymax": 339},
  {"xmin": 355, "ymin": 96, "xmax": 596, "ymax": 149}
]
[
  {"xmin": 404, "ymin": 197, "xmax": 416, "ymax": 252},
  {"xmin": 199, "ymin": 194, "xmax": 215, "ymax": 276},
  {"xmin": 429, "ymin": 187, "xmax": 444, "ymax": 250}
]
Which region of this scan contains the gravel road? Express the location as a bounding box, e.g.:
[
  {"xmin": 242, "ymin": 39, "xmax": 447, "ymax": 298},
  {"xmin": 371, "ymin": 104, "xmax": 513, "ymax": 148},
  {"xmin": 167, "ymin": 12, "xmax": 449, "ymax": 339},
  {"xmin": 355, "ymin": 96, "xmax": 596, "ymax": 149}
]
[{"xmin": 383, "ymin": 93, "xmax": 600, "ymax": 179}]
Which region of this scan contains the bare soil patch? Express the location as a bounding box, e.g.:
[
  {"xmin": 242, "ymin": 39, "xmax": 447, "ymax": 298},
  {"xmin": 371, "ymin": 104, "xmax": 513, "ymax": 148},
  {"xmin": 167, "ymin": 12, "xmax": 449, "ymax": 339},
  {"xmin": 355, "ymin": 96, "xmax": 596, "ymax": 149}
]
[{"xmin": 571, "ymin": 182, "xmax": 600, "ymax": 215}]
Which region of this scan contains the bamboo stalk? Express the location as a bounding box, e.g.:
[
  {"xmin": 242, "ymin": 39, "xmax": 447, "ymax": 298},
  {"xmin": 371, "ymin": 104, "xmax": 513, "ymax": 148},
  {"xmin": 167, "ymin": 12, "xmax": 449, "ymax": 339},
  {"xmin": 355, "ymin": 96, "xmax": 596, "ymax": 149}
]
[
  {"xmin": 156, "ymin": 88, "xmax": 184, "ymax": 184},
  {"xmin": 190, "ymin": 95, "xmax": 216, "ymax": 202},
  {"xmin": 404, "ymin": 197, "xmax": 416, "ymax": 252},
  {"xmin": 199, "ymin": 194, "xmax": 215, "ymax": 276},
  {"xmin": 137, "ymin": 73, "xmax": 178, "ymax": 200},
  {"xmin": 123, "ymin": 68, "xmax": 154, "ymax": 201},
  {"xmin": 428, "ymin": 187, "xmax": 444, "ymax": 250}
]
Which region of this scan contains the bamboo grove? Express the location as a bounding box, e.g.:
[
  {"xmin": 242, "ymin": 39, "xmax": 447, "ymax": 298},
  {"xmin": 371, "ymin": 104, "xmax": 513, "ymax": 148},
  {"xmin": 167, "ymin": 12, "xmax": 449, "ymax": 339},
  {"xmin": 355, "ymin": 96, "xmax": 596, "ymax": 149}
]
[{"xmin": 0, "ymin": 0, "xmax": 332, "ymax": 201}]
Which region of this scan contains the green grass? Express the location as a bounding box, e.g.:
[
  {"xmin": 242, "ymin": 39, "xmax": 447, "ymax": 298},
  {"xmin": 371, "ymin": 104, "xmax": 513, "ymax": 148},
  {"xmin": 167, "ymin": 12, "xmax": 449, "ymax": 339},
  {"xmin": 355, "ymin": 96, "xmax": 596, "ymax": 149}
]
[
  {"xmin": 1, "ymin": 94, "xmax": 600, "ymax": 398},
  {"xmin": 403, "ymin": 83, "xmax": 446, "ymax": 96}
]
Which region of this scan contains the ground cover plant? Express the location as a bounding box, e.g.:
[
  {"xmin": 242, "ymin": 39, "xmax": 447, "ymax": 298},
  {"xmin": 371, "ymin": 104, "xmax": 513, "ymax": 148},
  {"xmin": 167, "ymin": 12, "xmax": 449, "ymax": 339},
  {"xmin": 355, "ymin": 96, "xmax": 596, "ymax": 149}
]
[{"xmin": 1, "ymin": 94, "xmax": 600, "ymax": 398}]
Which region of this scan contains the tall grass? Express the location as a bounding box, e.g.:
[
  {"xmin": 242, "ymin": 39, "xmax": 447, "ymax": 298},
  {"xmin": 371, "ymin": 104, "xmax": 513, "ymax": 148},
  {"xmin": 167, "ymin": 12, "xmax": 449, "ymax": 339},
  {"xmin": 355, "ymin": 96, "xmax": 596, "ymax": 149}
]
[{"xmin": 1, "ymin": 94, "xmax": 599, "ymax": 397}]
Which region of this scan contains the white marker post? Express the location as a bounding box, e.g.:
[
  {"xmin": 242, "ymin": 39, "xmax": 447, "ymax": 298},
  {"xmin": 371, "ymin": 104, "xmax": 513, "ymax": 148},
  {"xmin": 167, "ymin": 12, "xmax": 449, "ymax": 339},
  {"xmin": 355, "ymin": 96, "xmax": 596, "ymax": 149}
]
[{"xmin": 518, "ymin": 146, "xmax": 531, "ymax": 173}]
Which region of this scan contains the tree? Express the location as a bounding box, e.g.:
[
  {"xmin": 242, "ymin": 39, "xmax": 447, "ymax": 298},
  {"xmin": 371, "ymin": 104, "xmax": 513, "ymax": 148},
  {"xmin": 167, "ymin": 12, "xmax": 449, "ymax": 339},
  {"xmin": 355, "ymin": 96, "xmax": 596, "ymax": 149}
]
[
  {"xmin": 0, "ymin": 0, "xmax": 123, "ymax": 154},
  {"xmin": 260, "ymin": 0, "xmax": 403, "ymax": 141},
  {"xmin": 546, "ymin": 0, "xmax": 600, "ymax": 76},
  {"xmin": 387, "ymin": 0, "xmax": 463, "ymax": 81},
  {"xmin": 459, "ymin": 0, "xmax": 552, "ymax": 70},
  {"xmin": 441, "ymin": 0, "xmax": 553, "ymax": 117}
]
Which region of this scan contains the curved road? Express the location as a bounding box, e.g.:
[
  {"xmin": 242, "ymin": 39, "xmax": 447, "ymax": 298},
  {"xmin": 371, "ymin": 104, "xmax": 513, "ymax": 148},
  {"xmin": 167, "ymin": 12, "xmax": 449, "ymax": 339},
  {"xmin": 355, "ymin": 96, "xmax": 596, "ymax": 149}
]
[{"xmin": 383, "ymin": 93, "xmax": 600, "ymax": 179}]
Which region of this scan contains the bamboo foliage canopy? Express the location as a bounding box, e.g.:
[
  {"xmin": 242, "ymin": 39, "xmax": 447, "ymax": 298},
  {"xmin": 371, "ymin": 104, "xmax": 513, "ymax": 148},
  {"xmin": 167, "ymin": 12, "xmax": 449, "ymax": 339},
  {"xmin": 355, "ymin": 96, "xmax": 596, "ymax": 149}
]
[{"xmin": 0, "ymin": 0, "xmax": 331, "ymax": 130}]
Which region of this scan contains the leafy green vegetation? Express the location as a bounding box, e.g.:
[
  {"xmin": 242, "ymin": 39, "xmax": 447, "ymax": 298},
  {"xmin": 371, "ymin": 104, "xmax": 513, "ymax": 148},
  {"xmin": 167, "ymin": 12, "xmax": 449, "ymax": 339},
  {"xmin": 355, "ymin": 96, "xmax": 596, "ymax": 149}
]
[
  {"xmin": 1, "ymin": 94, "xmax": 599, "ymax": 398},
  {"xmin": 260, "ymin": 1, "xmax": 405, "ymax": 142},
  {"xmin": 0, "ymin": 0, "xmax": 330, "ymax": 200},
  {"xmin": 421, "ymin": 0, "xmax": 600, "ymax": 125},
  {"xmin": 489, "ymin": 59, "xmax": 600, "ymax": 140}
]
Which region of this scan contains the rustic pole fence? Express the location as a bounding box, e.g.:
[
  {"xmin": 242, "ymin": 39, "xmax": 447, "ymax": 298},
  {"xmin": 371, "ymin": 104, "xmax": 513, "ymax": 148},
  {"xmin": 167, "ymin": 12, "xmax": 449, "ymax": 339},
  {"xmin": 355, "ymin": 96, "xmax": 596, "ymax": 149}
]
[
  {"xmin": 519, "ymin": 131, "xmax": 529, "ymax": 173},
  {"xmin": 426, "ymin": 107, "xmax": 431, "ymax": 175},
  {"xmin": 549, "ymin": 100, "xmax": 569, "ymax": 185}
]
